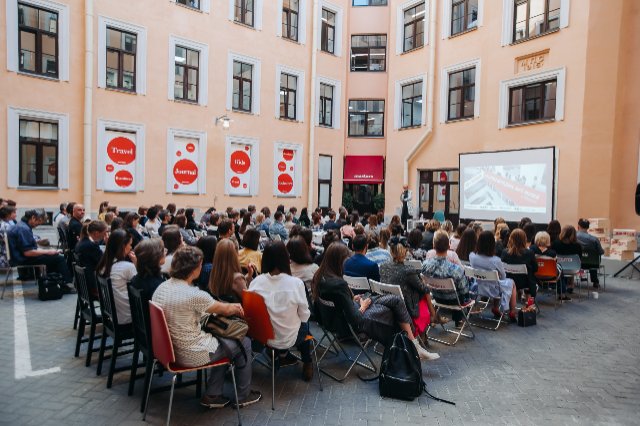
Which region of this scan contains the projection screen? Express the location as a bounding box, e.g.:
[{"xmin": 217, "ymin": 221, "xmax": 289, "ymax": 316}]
[{"xmin": 459, "ymin": 147, "xmax": 556, "ymax": 223}]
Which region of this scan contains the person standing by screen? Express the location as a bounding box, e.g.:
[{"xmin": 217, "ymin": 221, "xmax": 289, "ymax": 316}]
[{"xmin": 400, "ymin": 184, "xmax": 412, "ymax": 229}]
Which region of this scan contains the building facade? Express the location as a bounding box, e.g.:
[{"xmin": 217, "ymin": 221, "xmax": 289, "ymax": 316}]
[{"xmin": 1, "ymin": 0, "xmax": 638, "ymax": 228}]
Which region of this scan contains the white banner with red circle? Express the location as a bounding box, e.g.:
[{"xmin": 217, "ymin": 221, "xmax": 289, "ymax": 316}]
[
  {"xmin": 166, "ymin": 129, "xmax": 207, "ymax": 195},
  {"xmin": 225, "ymin": 135, "xmax": 259, "ymax": 196},
  {"xmin": 102, "ymin": 131, "xmax": 138, "ymax": 192},
  {"xmin": 273, "ymin": 142, "xmax": 302, "ymax": 197}
]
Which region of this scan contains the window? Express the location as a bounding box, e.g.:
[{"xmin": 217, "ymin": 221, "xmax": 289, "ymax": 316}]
[
  {"xmin": 17, "ymin": 3, "xmax": 58, "ymax": 77},
  {"xmin": 18, "ymin": 119, "xmax": 58, "ymax": 187},
  {"xmin": 233, "ymin": 61, "xmax": 253, "ymax": 112},
  {"xmin": 282, "ymin": 0, "xmax": 299, "ymax": 41},
  {"xmin": 508, "ymin": 79, "xmax": 556, "ymax": 124},
  {"xmin": 319, "ymin": 83, "xmax": 334, "ymax": 127},
  {"xmin": 174, "ymin": 46, "xmax": 199, "ymax": 102},
  {"xmin": 353, "ymin": 0, "xmax": 387, "ymax": 5},
  {"xmin": 513, "ymin": 0, "xmax": 560, "ymax": 42},
  {"xmin": 403, "ymin": 2, "xmax": 425, "ymax": 52},
  {"xmin": 401, "ymin": 81, "xmax": 423, "ymax": 128},
  {"xmin": 321, "ymin": 8, "xmax": 336, "ymax": 53},
  {"xmin": 177, "ymin": 0, "xmax": 200, "ymax": 9},
  {"xmin": 280, "ymin": 73, "xmax": 298, "ymax": 120},
  {"xmin": 235, "ymin": 0, "xmax": 254, "ymax": 27},
  {"xmin": 447, "ymin": 68, "xmax": 475, "ymax": 120},
  {"xmin": 318, "ymin": 155, "xmax": 332, "ymax": 208},
  {"xmin": 350, "ymin": 35, "xmax": 387, "ymax": 72},
  {"xmin": 348, "ymin": 100, "xmax": 384, "ymax": 137},
  {"xmin": 451, "ymin": 0, "xmax": 478, "ymax": 35},
  {"xmin": 105, "ymin": 27, "xmax": 137, "ymax": 91}
]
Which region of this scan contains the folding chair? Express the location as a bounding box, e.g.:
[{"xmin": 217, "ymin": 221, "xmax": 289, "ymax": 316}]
[
  {"xmin": 463, "ymin": 266, "xmax": 506, "ymax": 330},
  {"xmin": 242, "ymin": 290, "xmax": 322, "ymax": 410},
  {"xmin": 1, "ymin": 231, "xmax": 47, "ymax": 300},
  {"xmin": 315, "ymin": 297, "xmax": 377, "ymax": 382},
  {"xmin": 580, "ymin": 249, "xmax": 606, "ymax": 292},
  {"xmin": 145, "ymin": 302, "xmax": 241, "ymax": 426},
  {"xmin": 421, "ymin": 275, "xmax": 475, "ymax": 346},
  {"xmin": 369, "ymin": 279, "xmax": 405, "ymax": 301},
  {"xmin": 73, "ymin": 265, "xmax": 103, "ymax": 366},
  {"xmin": 503, "ymin": 263, "xmax": 540, "ymax": 313},
  {"xmin": 535, "ymin": 256, "xmax": 561, "ymax": 309},
  {"xmin": 557, "ymin": 254, "xmax": 583, "ymax": 299},
  {"xmin": 342, "ymin": 275, "xmax": 371, "ymax": 293},
  {"xmin": 404, "ymin": 259, "xmax": 423, "ymax": 270}
]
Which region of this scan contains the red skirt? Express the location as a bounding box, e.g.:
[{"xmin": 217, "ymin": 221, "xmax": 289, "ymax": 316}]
[{"xmin": 412, "ymin": 296, "xmax": 431, "ymax": 335}]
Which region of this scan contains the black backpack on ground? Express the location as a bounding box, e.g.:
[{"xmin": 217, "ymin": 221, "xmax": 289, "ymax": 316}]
[
  {"xmin": 38, "ymin": 272, "xmax": 65, "ymax": 301},
  {"xmin": 377, "ymin": 332, "xmax": 455, "ymax": 405}
]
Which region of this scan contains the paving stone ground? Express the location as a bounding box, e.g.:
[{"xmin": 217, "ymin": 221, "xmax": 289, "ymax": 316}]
[{"xmin": 1, "ymin": 234, "xmax": 639, "ymax": 425}]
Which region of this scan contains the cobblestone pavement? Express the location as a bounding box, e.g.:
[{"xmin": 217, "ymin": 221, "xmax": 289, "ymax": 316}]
[{"xmin": 0, "ymin": 269, "xmax": 638, "ymax": 426}]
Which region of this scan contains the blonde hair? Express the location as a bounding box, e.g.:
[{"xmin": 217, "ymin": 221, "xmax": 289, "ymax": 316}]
[
  {"xmin": 389, "ymin": 242, "xmax": 407, "ymax": 263},
  {"xmin": 534, "ymin": 231, "xmax": 551, "ymax": 248},
  {"xmin": 209, "ymin": 239, "xmax": 242, "ymax": 297},
  {"xmin": 495, "ymin": 223, "xmax": 509, "ymax": 240}
]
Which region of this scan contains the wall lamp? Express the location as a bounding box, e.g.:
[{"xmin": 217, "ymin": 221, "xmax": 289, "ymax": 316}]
[{"xmin": 215, "ymin": 115, "xmax": 232, "ymax": 130}]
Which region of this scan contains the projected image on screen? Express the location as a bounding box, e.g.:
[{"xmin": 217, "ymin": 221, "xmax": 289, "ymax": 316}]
[{"xmin": 459, "ymin": 148, "xmax": 555, "ymax": 223}]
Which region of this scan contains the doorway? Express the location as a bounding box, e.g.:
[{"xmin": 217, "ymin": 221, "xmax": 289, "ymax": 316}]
[{"xmin": 418, "ymin": 169, "xmax": 459, "ymax": 225}]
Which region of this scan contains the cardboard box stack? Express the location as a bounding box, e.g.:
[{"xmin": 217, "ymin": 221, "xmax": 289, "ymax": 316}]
[
  {"xmin": 610, "ymin": 229, "xmax": 638, "ymax": 261},
  {"xmin": 587, "ymin": 218, "xmax": 611, "ymax": 256}
]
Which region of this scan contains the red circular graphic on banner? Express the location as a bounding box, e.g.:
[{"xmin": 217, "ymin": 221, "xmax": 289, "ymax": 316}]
[
  {"xmin": 174, "ymin": 184, "xmax": 179, "ymax": 190},
  {"xmin": 47, "ymin": 163, "xmax": 56, "ymax": 177},
  {"xmin": 114, "ymin": 170, "xmax": 134, "ymax": 188},
  {"xmin": 173, "ymin": 159, "xmax": 198, "ymax": 185},
  {"xmin": 282, "ymin": 149, "xmax": 294, "ymax": 161},
  {"xmin": 278, "ymin": 161, "xmax": 286, "ymax": 172},
  {"xmin": 290, "ymin": 166, "xmax": 294, "ymax": 171},
  {"xmin": 230, "ymin": 176, "xmax": 241, "ymax": 188},
  {"xmin": 244, "ymin": 146, "xmax": 250, "ymax": 151},
  {"xmin": 439, "ymin": 171, "xmax": 447, "ymax": 183},
  {"xmin": 277, "ymin": 174, "xmax": 293, "ymax": 194},
  {"xmin": 230, "ymin": 151, "xmax": 251, "ymax": 174},
  {"xmin": 107, "ymin": 137, "xmax": 136, "ymax": 165},
  {"xmin": 243, "ymin": 183, "xmax": 247, "ymax": 189},
  {"xmin": 186, "ymin": 143, "xmax": 196, "ymax": 153},
  {"xmin": 106, "ymin": 164, "xmax": 114, "ymax": 173},
  {"xmin": 176, "ymin": 151, "xmax": 182, "ymax": 157}
]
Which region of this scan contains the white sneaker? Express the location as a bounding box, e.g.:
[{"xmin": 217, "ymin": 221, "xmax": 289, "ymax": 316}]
[{"xmin": 412, "ymin": 339, "xmax": 440, "ymax": 361}]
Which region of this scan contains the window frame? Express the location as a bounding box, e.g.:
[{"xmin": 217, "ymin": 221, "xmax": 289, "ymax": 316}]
[
  {"xmin": 316, "ymin": 76, "xmax": 342, "ymax": 129},
  {"xmin": 18, "ymin": 118, "xmax": 59, "ymax": 187},
  {"xmin": 176, "ymin": 0, "xmax": 202, "ymax": 10},
  {"xmin": 350, "ymin": 34, "xmax": 387, "ymax": 72},
  {"xmin": 319, "ymin": 83, "xmax": 334, "ymax": 127},
  {"xmin": 508, "ymin": 79, "xmax": 557, "ymax": 125},
  {"xmin": 282, "ymin": 0, "xmax": 299, "ymax": 42},
  {"xmin": 17, "ymin": 2, "xmax": 59, "ymax": 78},
  {"xmin": 318, "ymin": 1, "xmax": 343, "ymax": 56},
  {"xmin": 168, "ymin": 36, "xmax": 208, "ymax": 106},
  {"xmin": 401, "ymin": 81, "xmax": 423, "ymax": 128},
  {"xmin": 501, "ymin": 0, "xmax": 569, "ymax": 46},
  {"xmin": 450, "ymin": 0, "xmax": 479, "ymax": 36},
  {"xmin": 447, "ymin": 67, "xmax": 476, "ymax": 121},
  {"xmin": 321, "ymin": 8, "xmax": 336, "ymax": 53},
  {"xmin": 439, "ymin": 58, "xmax": 481, "ymax": 124},
  {"xmin": 348, "ymin": 99, "xmax": 385, "ymax": 137},
  {"xmin": 352, "ymin": 0, "xmax": 388, "ymax": 6},
  {"xmin": 227, "ymin": 52, "xmax": 261, "ymax": 115},
  {"xmin": 174, "ymin": 46, "xmax": 200, "ymax": 103},
  {"xmin": 234, "ymin": 0, "xmax": 255, "ymax": 27},
  {"xmin": 512, "ymin": 0, "xmax": 561, "ymax": 43},
  {"xmin": 105, "ymin": 27, "xmax": 137, "ymax": 92},
  {"xmin": 279, "ymin": 73, "xmax": 298, "ymax": 120},
  {"xmin": 233, "ymin": 61, "xmax": 253, "ymax": 113},
  {"xmin": 318, "ymin": 154, "xmax": 333, "ymax": 209},
  {"xmin": 403, "ymin": 2, "xmax": 425, "ymax": 53}
]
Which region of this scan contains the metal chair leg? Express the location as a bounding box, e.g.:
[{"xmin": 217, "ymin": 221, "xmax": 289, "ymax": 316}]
[
  {"xmin": 1, "ymin": 269, "xmax": 11, "ymax": 299},
  {"xmin": 229, "ymin": 365, "xmax": 242, "ymax": 426},
  {"xmin": 166, "ymin": 374, "xmax": 177, "ymax": 426},
  {"xmin": 142, "ymin": 359, "xmax": 157, "ymax": 421},
  {"xmin": 271, "ymin": 348, "xmax": 275, "ymax": 410},
  {"xmin": 312, "ymin": 339, "xmax": 323, "ymax": 392},
  {"xmin": 75, "ymin": 316, "xmax": 86, "ymax": 357}
]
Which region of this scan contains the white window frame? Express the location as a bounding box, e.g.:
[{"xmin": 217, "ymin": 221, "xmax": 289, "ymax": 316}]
[
  {"xmin": 276, "ymin": 0, "xmax": 307, "ymax": 44},
  {"xmin": 318, "ymin": 1, "xmax": 344, "ymax": 57},
  {"xmin": 442, "ymin": 0, "xmax": 484, "ymax": 39},
  {"xmin": 501, "ymin": 0, "xmax": 570, "ymax": 46},
  {"xmin": 396, "ymin": 0, "xmax": 429, "ymax": 55},
  {"xmin": 225, "ymin": 135, "xmax": 260, "ymax": 196},
  {"xmin": 439, "ymin": 58, "xmax": 481, "ymax": 123},
  {"xmin": 166, "ymin": 128, "xmax": 207, "ymax": 194},
  {"xmin": 98, "ymin": 16, "xmax": 147, "ymax": 95},
  {"xmin": 228, "ymin": 0, "xmax": 264, "ymax": 30},
  {"xmin": 96, "ymin": 119, "xmax": 145, "ymax": 191},
  {"xmin": 7, "ymin": 106, "xmax": 69, "ymax": 189},
  {"xmin": 498, "ymin": 66, "xmax": 566, "ymax": 129},
  {"xmin": 273, "ymin": 142, "xmax": 303, "ymax": 197},
  {"xmin": 394, "ymin": 74, "xmax": 427, "ymax": 130},
  {"xmin": 275, "ymin": 65, "xmax": 305, "ymax": 122},
  {"xmin": 227, "ymin": 52, "xmax": 261, "ymax": 115},
  {"xmin": 172, "ymin": 0, "xmax": 211, "ymax": 13},
  {"xmin": 167, "ymin": 36, "xmax": 209, "ymax": 106},
  {"xmin": 6, "ymin": 0, "xmax": 70, "ymax": 81},
  {"xmin": 315, "ymin": 76, "xmax": 342, "ymax": 129}
]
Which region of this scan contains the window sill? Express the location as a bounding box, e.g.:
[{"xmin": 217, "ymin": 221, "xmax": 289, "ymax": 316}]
[
  {"xmin": 400, "ymin": 46, "xmax": 425, "ymax": 55},
  {"xmin": 233, "ymin": 21, "xmax": 257, "ymax": 31},
  {"xmin": 350, "ymin": 70, "xmax": 387, "ymax": 73},
  {"xmin": 17, "ymin": 71, "xmax": 60, "ymax": 82},
  {"xmin": 399, "ymin": 124, "xmax": 422, "ymax": 131},
  {"xmin": 18, "ymin": 186, "xmax": 60, "ymax": 191},
  {"xmin": 347, "ymin": 135, "xmax": 385, "ymax": 139},
  {"xmin": 232, "ymin": 109, "xmax": 255, "ymax": 116},
  {"xmin": 175, "ymin": 3, "xmax": 204, "ymax": 13},
  {"xmin": 510, "ymin": 28, "xmax": 560, "ymax": 46},
  {"xmin": 105, "ymin": 87, "xmax": 138, "ymax": 95},
  {"xmin": 449, "ymin": 26, "xmax": 478, "ymax": 39},
  {"xmin": 172, "ymin": 98, "xmax": 200, "ymax": 106},
  {"xmin": 317, "ymin": 124, "xmax": 335, "ymax": 129},
  {"xmin": 319, "ymin": 50, "xmax": 337, "ymax": 56},
  {"xmin": 446, "ymin": 116, "xmax": 475, "ymax": 124},
  {"xmin": 278, "ymin": 117, "xmax": 301, "ymax": 123},
  {"xmin": 281, "ymin": 36, "xmax": 301, "ymax": 45},
  {"xmin": 506, "ymin": 118, "xmax": 555, "ymax": 128}
]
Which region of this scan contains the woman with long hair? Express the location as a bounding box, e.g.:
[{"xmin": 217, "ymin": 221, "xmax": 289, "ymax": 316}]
[
  {"xmin": 130, "ymin": 238, "xmax": 165, "ymax": 300},
  {"xmin": 185, "ymin": 208, "xmax": 199, "ymax": 231},
  {"xmin": 364, "ymin": 215, "xmax": 380, "ymax": 237},
  {"xmin": 494, "ymin": 223, "xmax": 510, "ymax": 257},
  {"xmin": 196, "ymin": 236, "xmax": 217, "ymax": 291},
  {"xmin": 547, "ymin": 220, "xmax": 562, "ymax": 244},
  {"xmin": 312, "ymin": 244, "xmax": 439, "ymax": 360},
  {"xmin": 455, "ymin": 228, "xmax": 477, "ymax": 263},
  {"xmin": 96, "ymin": 229, "xmax": 137, "ymax": 324},
  {"xmin": 287, "ymin": 236, "xmax": 319, "ymax": 287},
  {"xmin": 298, "ymin": 208, "xmax": 311, "ymax": 228},
  {"xmin": 449, "ymin": 223, "xmax": 466, "ymax": 251},
  {"xmin": 501, "ymin": 228, "xmax": 538, "ymax": 300},
  {"xmin": 175, "ymin": 214, "xmax": 198, "ymax": 246},
  {"xmin": 249, "ymin": 242, "xmax": 314, "ymax": 380},
  {"xmin": 124, "ymin": 212, "xmax": 143, "ymax": 248},
  {"xmin": 209, "ymin": 239, "xmax": 255, "ymax": 303},
  {"xmin": 97, "ymin": 201, "xmax": 109, "ymax": 221},
  {"xmin": 239, "ymin": 211, "xmax": 253, "ymax": 239},
  {"xmin": 379, "ymin": 227, "xmax": 391, "ymax": 252},
  {"xmin": 160, "ymin": 225, "xmax": 183, "ymax": 275}
]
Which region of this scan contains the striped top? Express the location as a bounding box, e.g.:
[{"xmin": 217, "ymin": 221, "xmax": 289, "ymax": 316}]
[{"xmin": 152, "ymin": 278, "xmax": 218, "ymax": 367}]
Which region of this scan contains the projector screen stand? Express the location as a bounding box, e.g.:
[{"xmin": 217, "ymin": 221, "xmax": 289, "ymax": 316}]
[{"xmin": 613, "ymin": 254, "xmax": 640, "ymax": 278}]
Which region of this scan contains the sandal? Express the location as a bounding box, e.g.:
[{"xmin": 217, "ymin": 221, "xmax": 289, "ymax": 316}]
[{"xmin": 430, "ymin": 314, "xmax": 449, "ymax": 327}]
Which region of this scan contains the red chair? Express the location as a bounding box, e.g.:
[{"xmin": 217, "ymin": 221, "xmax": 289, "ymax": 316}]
[
  {"xmin": 535, "ymin": 256, "xmax": 561, "ymax": 308},
  {"xmin": 144, "ymin": 301, "xmax": 241, "ymax": 426},
  {"xmin": 242, "ymin": 290, "xmax": 322, "ymax": 410}
]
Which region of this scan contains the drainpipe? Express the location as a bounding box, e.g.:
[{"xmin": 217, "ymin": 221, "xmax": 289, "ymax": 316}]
[
  {"xmin": 403, "ymin": 0, "xmax": 437, "ymax": 186},
  {"xmin": 307, "ymin": 0, "xmax": 320, "ymax": 211},
  {"xmin": 83, "ymin": 0, "xmax": 94, "ymax": 216}
]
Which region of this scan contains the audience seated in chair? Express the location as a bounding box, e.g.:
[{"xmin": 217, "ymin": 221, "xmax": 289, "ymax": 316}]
[
  {"xmin": 209, "ymin": 239, "xmax": 255, "ymax": 303},
  {"xmin": 129, "ymin": 238, "xmax": 165, "ymax": 301}
]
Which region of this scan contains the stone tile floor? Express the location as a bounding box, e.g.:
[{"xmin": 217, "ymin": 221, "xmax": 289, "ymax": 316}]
[{"xmin": 0, "ymin": 271, "xmax": 638, "ymax": 426}]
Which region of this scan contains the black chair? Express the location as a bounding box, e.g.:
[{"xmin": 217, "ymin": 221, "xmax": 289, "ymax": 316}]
[
  {"xmin": 73, "ymin": 265, "xmax": 103, "ymax": 366},
  {"xmin": 72, "ymin": 252, "xmax": 80, "ymax": 330},
  {"xmin": 581, "ymin": 248, "xmax": 606, "ymax": 291},
  {"xmin": 96, "ymin": 274, "xmax": 136, "ymax": 388}
]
